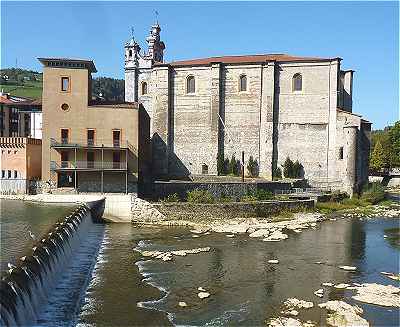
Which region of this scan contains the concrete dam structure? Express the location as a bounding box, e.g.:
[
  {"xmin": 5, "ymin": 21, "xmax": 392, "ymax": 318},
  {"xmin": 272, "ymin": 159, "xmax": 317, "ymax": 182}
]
[{"xmin": 0, "ymin": 199, "xmax": 105, "ymax": 326}]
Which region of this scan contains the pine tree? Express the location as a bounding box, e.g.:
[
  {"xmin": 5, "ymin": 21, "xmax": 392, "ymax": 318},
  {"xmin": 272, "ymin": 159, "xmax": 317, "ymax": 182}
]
[
  {"xmin": 370, "ymin": 140, "xmax": 385, "ymax": 171},
  {"xmin": 283, "ymin": 157, "xmax": 294, "ymax": 178}
]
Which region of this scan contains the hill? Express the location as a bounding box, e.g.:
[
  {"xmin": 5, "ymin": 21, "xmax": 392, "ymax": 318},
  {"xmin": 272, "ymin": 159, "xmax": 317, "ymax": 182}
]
[{"xmin": 1, "ymin": 68, "xmax": 124, "ymax": 101}]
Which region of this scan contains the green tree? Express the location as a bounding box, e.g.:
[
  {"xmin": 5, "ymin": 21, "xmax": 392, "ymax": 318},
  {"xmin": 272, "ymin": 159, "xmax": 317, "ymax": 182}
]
[
  {"xmin": 247, "ymin": 155, "xmax": 259, "ymax": 177},
  {"xmin": 283, "ymin": 157, "xmax": 294, "ymax": 178},
  {"xmin": 217, "ymin": 153, "xmax": 225, "ymax": 175},
  {"xmin": 292, "ymin": 160, "xmax": 303, "ymax": 178},
  {"xmin": 370, "ymin": 140, "xmax": 385, "ymax": 171},
  {"xmin": 388, "ymin": 121, "xmax": 400, "ymax": 167},
  {"xmin": 229, "ymin": 154, "xmax": 240, "ymax": 176}
]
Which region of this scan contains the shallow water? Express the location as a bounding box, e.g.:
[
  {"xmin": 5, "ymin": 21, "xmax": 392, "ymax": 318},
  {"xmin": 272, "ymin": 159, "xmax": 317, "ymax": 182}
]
[
  {"xmin": 0, "ymin": 199, "xmax": 77, "ymax": 272},
  {"xmin": 80, "ymin": 217, "xmax": 400, "ymax": 326},
  {"xmin": 2, "ymin": 199, "xmax": 399, "ymax": 326}
]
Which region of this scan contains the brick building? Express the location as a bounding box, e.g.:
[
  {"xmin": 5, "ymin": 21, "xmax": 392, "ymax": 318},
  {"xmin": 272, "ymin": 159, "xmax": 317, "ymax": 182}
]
[
  {"xmin": 0, "ymin": 137, "xmax": 42, "ymax": 193},
  {"xmin": 124, "ymin": 23, "xmax": 371, "ymax": 195},
  {"xmin": 39, "ymin": 58, "xmax": 150, "ymax": 193}
]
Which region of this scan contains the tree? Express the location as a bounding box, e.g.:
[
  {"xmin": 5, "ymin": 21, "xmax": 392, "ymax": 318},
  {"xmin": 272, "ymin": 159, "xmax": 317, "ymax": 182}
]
[
  {"xmin": 229, "ymin": 154, "xmax": 240, "ymax": 176},
  {"xmin": 283, "ymin": 157, "xmax": 294, "ymax": 178},
  {"xmin": 370, "ymin": 140, "xmax": 385, "ymax": 171},
  {"xmin": 247, "ymin": 155, "xmax": 259, "ymax": 177},
  {"xmin": 292, "ymin": 160, "xmax": 303, "ymax": 178},
  {"xmin": 217, "ymin": 153, "xmax": 225, "ymax": 175},
  {"xmin": 388, "ymin": 121, "xmax": 400, "ymax": 167}
]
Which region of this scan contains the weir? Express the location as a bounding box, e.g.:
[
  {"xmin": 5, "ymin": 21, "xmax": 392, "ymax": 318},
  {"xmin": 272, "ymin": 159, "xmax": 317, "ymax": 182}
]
[{"xmin": 0, "ymin": 199, "xmax": 105, "ymax": 326}]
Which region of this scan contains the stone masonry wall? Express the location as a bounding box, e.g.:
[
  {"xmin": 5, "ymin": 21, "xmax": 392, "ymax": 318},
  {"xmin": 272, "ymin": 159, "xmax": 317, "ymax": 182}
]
[{"xmin": 151, "ymin": 199, "xmax": 314, "ymax": 222}]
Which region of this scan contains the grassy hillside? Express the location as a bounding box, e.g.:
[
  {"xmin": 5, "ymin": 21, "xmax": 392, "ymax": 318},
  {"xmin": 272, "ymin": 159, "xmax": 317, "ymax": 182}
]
[
  {"xmin": 1, "ymin": 67, "xmax": 124, "ymax": 101},
  {"xmin": 0, "ymin": 80, "xmax": 43, "ymax": 99},
  {"xmin": 1, "ymin": 68, "xmax": 43, "ymax": 99}
]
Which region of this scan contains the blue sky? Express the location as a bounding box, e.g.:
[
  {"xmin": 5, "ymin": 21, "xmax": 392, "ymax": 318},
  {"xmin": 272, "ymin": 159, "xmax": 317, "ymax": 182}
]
[{"xmin": 1, "ymin": 1, "xmax": 398, "ymax": 129}]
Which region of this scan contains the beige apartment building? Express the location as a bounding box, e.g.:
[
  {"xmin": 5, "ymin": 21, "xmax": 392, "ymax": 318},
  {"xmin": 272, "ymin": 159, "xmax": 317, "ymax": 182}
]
[{"xmin": 39, "ymin": 58, "xmax": 150, "ymax": 193}]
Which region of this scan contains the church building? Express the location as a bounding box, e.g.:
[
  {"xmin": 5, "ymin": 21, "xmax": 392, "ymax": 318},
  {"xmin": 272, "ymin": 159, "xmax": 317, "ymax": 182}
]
[{"xmin": 124, "ymin": 23, "xmax": 371, "ymax": 195}]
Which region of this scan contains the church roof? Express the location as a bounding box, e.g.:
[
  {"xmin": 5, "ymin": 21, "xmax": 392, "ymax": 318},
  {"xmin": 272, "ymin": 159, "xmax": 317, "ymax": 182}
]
[{"xmin": 166, "ymin": 54, "xmax": 340, "ymax": 67}]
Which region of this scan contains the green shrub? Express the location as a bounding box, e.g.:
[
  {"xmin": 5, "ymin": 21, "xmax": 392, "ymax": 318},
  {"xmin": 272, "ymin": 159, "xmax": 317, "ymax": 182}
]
[
  {"xmin": 240, "ymin": 194, "xmax": 257, "ymax": 202},
  {"xmin": 247, "ymin": 156, "xmax": 259, "ymax": 177},
  {"xmin": 292, "ymin": 160, "xmax": 303, "ymax": 178},
  {"xmin": 283, "ymin": 157, "xmax": 294, "ymax": 178},
  {"xmin": 219, "ymin": 194, "xmax": 234, "ymax": 202},
  {"xmin": 229, "ymin": 154, "xmax": 240, "ymax": 176},
  {"xmin": 330, "ymin": 191, "xmax": 348, "ymax": 202},
  {"xmin": 255, "ymin": 189, "xmax": 274, "ymax": 200},
  {"xmin": 187, "ymin": 189, "xmax": 214, "ymax": 203},
  {"xmin": 161, "ymin": 193, "xmax": 180, "ymax": 203},
  {"xmin": 217, "ymin": 152, "xmax": 226, "ymax": 175},
  {"xmin": 360, "ymin": 182, "xmax": 385, "ymax": 204},
  {"xmin": 273, "ymin": 167, "xmax": 282, "ymax": 179}
]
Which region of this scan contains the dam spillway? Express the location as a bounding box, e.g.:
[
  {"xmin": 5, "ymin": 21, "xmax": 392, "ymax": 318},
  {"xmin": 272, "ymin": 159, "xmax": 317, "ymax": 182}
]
[{"xmin": 0, "ymin": 199, "xmax": 105, "ymax": 327}]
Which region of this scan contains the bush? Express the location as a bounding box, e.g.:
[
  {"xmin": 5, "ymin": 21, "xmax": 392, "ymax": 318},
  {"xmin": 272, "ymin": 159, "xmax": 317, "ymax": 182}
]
[
  {"xmin": 161, "ymin": 193, "xmax": 180, "ymax": 203},
  {"xmin": 229, "ymin": 155, "xmax": 241, "ymax": 176},
  {"xmin": 283, "ymin": 157, "xmax": 294, "ymax": 178},
  {"xmin": 247, "ymin": 156, "xmax": 259, "ymax": 177},
  {"xmin": 255, "ymin": 189, "xmax": 274, "ymax": 200},
  {"xmin": 273, "ymin": 167, "xmax": 282, "ymax": 179},
  {"xmin": 330, "ymin": 191, "xmax": 348, "ymax": 202},
  {"xmin": 187, "ymin": 189, "xmax": 214, "ymax": 203},
  {"xmin": 292, "ymin": 160, "xmax": 303, "ymax": 178},
  {"xmin": 360, "ymin": 182, "xmax": 385, "ymax": 204},
  {"xmin": 240, "ymin": 194, "xmax": 257, "ymax": 202},
  {"xmin": 217, "ymin": 152, "xmax": 226, "ymax": 175}
]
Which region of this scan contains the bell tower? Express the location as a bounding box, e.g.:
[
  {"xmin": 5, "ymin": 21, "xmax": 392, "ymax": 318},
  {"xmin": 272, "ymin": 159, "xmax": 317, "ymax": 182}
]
[
  {"xmin": 145, "ymin": 23, "xmax": 165, "ymax": 63},
  {"xmin": 124, "ymin": 36, "xmax": 140, "ymax": 102}
]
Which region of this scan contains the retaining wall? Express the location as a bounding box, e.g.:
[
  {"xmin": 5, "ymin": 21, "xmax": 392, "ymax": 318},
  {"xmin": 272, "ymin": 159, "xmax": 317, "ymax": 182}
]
[
  {"xmin": 149, "ymin": 180, "xmax": 306, "ymax": 201},
  {"xmin": 150, "ymin": 199, "xmax": 314, "ymax": 222}
]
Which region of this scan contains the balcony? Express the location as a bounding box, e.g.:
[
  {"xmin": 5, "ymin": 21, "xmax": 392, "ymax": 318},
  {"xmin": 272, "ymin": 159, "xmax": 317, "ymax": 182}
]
[
  {"xmin": 51, "ymin": 160, "xmax": 128, "ymax": 171},
  {"xmin": 50, "ymin": 138, "xmax": 137, "ymax": 154}
]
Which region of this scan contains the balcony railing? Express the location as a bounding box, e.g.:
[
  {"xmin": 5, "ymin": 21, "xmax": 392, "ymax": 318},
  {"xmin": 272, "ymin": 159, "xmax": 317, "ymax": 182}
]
[
  {"xmin": 50, "ymin": 138, "xmax": 138, "ymax": 154},
  {"xmin": 52, "ymin": 160, "xmax": 127, "ymax": 170}
]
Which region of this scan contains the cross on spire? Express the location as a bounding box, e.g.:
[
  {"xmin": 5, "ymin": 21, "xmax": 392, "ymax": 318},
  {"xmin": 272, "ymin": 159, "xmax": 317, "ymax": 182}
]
[
  {"xmin": 130, "ymin": 27, "xmax": 134, "ymax": 40},
  {"xmin": 154, "ymin": 10, "xmax": 159, "ymax": 24}
]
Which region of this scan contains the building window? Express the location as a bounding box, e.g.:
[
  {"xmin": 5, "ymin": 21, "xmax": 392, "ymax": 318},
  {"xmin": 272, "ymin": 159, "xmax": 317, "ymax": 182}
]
[
  {"xmin": 113, "ymin": 151, "xmax": 121, "ymax": 169},
  {"xmin": 87, "ymin": 151, "xmax": 95, "ymax": 168},
  {"xmin": 129, "ymin": 49, "xmax": 132, "ymax": 57},
  {"xmin": 14, "ymin": 170, "xmax": 18, "ymax": 179},
  {"xmin": 7, "ymin": 170, "xmax": 11, "ymax": 178},
  {"xmin": 239, "ymin": 75, "xmax": 247, "ymax": 92},
  {"xmin": 1, "ymin": 170, "xmax": 5, "ymax": 178},
  {"xmin": 339, "ymin": 147, "xmax": 344, "ymax": 160},
  {"xmin": 87, "ymin": 129, "xmax": 95, "ymax": 146},
  {"xmin": 186, "ymin": 75, "xmax": 195, "ymax": 94},
  {"xmin": 113, "ymin": 130, "xmax": 121, "ymax": 147},
  {"xmin": 61, "ymin": 129, "xmax": 69, "ymax": 144},
  {"xmin": 61, "ymin": 77, "xmax": 70, "ymax": 92},
  {"xmin": 141, "ymin": 82, "xmax": 148, "ymax": 95},
  {"xmin": 61, "ymin": 103, "xmax": 70, "ymax": 111},
  {"xmin": 293, "ymin": 73, "xmax": 302, "ymax": 92}
]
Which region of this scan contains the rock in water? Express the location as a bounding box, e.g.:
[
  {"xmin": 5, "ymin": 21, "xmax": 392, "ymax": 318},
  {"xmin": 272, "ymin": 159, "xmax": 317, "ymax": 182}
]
[
  {"xmin": 339, "ymin": 265, "xmax": 357, "ymax": 271},
  {"xmin": 334, "ymin": 283, "xmax": 350, "ymax": 289},
  {"xmin": 318, "ymin": 300, "xmax": 369, "ymax": 327},
  {"xmin": 314, "ymin": 289, "xmax": 324, "ymax": 298},
  {"xmin": 197, "ymin": 286, "xmax": 206, "ymax": 292},
  {"xmin": 178, "ymin": 301, "xmax": 187, "ymax": 307},
  {"xmin": 198, "ymin": 291, "xmax": 210, "ymax": 299},
  {"xmin": 268, "ymin": 259, "xmax": 279, "ymax": 264},
  {"xmin": 322, "ymin": 282, "xmax": 334, "ymax": 287},
  {"xmin": 284, "ymin": 298, "xmax": 314, "ymax": 309},
  {"xmin": 351, "ymin": 283, "xmax": 400, "ymax": 307}
]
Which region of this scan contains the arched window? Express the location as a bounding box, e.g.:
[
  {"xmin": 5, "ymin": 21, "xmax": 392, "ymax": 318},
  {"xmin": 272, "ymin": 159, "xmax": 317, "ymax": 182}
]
[
  {"xmin": 292, "ymin": 73, "xmax": 302, "ymax": 91},
  {"xmin": 129, "ymin": 49, "xmax": 132, "ymax": 57},
  {"xmin": 186, "ymin": 75, "xmax": 195, "ymax": 94},
  {"xmin": 141, "ymin": 82, "xmax": 148, "ymax": 95},
  {"xmin": 239, "ymin": 74, "xmax": 247, "ymax": 92}
]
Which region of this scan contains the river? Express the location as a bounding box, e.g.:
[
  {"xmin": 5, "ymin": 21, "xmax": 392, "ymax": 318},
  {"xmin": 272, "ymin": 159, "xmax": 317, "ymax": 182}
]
[{"xmin": 1, "ymin": 199, "xmax": 399, "ymax": 326}]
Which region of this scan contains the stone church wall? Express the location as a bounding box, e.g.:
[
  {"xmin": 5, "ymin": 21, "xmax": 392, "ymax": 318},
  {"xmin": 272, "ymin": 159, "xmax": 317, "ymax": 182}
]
[
  {"xmin": 169, "ymin": 66, "xmax": 218, "ymax": 177},
  {"xmin": 222, "ymin": 64, "xmax": 263, "ymax": 169}
]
